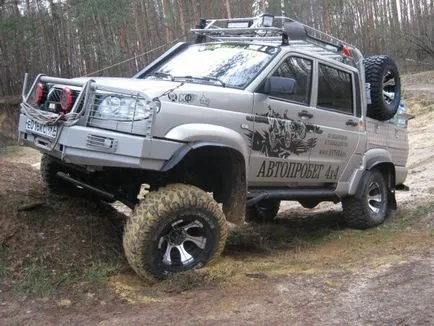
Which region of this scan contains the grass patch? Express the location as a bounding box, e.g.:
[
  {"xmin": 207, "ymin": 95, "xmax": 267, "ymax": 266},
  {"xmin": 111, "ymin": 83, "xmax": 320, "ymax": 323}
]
[
  {"xmin": 84, "ymin": 263, "xmax": 118, "ymax": 281},
  {"xmin": 205, "ymin": 205, "xmax": 433, "ymax": 286},
  {"xmin": 0, "ymin": 264, "xmax": 7, "ymax": 279},
  {"xmin": 13, "ymin": 263, "xmax": 56, "ymax": 297},
  {"xmin": 398, "ymin": 200, "xmax": 434, "ymax": 222},
  {"xmin": 212, "ymin": 226, "xmax": 433, "ymax": 285},
  {"xmin": 412, "ymin": 201, "xmax": 434, "ymax": 218},
  {"xmin": 226, "ymin": 213, "xmax": 343, "ymax": 255}
]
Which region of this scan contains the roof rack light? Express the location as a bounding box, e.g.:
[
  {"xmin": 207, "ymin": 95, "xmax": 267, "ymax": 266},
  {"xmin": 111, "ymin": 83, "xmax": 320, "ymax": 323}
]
[
  {"xmin": 227, "ymin": 20, "xmax": 252, "ymax": 28},
  {"xmin": 261, "ymin": 14, "xmax": 274, "ymax": 27}
]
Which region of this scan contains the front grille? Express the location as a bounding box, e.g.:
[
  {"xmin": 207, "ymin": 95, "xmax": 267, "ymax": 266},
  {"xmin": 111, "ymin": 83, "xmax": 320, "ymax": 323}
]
[
  {"xmin": 45, "ymin": 87, "xmax": 83, "ymax": 113},
  {"xmin": 86, "ymin": 134, "xmax": 118, "ymax": 152}
]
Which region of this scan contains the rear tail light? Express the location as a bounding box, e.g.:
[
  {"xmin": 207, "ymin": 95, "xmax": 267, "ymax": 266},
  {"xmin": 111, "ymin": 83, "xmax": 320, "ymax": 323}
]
[
  {"xmin": 29, "ymin": 82, "xmax": 46, "ymax": 105},
  {"xmin": 60, "ymin": 87, "xmax": 73, "ymax": 113}
]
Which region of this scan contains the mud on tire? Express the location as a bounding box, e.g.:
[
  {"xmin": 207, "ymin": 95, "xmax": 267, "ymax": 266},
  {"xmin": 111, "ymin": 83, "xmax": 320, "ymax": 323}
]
[
  {"xmin": 364, "ymin": 55, "xmax": 401, "ymax": 121},
  {"xmin": 246, "ymin": 199, "xmax": 280, "ymax": 223},
  {"xmin": 123, "ymin": 183, "xmax": 228, "ymax": 281},
  {"xmin": 342, "ymin": 169, "xmax": 390, "ymax": 229},
  {"xmin": 40, "ymin": 154, "xmax": 72, "ymax": 193}
]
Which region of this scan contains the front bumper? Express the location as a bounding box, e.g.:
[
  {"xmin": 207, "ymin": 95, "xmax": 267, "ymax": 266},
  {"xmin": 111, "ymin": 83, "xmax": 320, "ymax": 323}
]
[{"xmin": 18, "ymin": 113, "xmax": 183, "ymax": 170}]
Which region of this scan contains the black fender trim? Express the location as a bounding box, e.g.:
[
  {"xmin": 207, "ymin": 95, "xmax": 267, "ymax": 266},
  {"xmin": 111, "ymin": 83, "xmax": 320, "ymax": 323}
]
[
  {"xmin": 365, "ymin": 157, "xmax": 392, "ymax": 171},
  {"xmin": 355, "ymin": 164, "xmax": 397, "ymax": 210},
  {"xmin": 160, "ymin": 141, "xmax": 247, "ymax": 225},
  {"xmin": 160, "ymin": 141, "xmax": 235, "ymax": 172}
]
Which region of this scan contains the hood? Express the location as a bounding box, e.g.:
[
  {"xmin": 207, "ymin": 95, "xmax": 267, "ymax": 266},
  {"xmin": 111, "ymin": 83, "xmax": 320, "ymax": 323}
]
[
  {"xmin": 55, "ymin": 76, "xmax": 251, "ymax": 113},
  {"xmin": 71, "ymin": 77, "xmax": 181, "ymax": 99}
]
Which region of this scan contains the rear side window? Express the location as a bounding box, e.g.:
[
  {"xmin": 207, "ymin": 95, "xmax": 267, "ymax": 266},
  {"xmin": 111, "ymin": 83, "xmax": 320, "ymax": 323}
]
[
  {"xmin": 271, "ymin": 56, "xmax": 312, "ymax": 105},
  {"xmin": 317, "ymin": 64, "xmax": 353, "ymax": 114}
]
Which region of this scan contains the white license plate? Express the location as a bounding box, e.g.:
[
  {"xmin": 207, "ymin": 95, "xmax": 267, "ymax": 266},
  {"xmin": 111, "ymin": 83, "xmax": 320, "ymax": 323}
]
[{"xmin": 25, "ymin": 119, "xmax": 58, "ymax": 138}]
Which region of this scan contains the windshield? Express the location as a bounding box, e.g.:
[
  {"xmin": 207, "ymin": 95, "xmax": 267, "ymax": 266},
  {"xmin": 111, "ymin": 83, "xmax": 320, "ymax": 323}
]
[{"xmin": 146, "ymin": 43, "xmax": 278, "ymax": 89}]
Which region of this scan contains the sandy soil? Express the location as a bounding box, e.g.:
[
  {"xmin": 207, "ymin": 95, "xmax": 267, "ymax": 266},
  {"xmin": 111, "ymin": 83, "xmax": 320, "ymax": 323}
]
[{"xmin": 0, "ymin": 72, "xmax": 433, "ymax": 325}]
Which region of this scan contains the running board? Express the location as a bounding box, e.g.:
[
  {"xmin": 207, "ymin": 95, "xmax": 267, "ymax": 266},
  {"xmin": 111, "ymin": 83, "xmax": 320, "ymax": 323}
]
[{"xmin": 247, "ymin": 188, "xmax": 339, "ymax": 206}]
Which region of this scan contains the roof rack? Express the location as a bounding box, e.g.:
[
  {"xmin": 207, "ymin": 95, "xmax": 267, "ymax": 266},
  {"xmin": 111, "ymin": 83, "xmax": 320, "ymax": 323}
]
[{"xmin": 191, "ymin": 15, "xmax": 365, "ymax": 74}]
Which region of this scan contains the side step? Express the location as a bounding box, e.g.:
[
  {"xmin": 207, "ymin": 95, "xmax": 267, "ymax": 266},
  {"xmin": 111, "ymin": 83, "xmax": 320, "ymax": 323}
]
[{"xmin": 247, "ymin": 188, "xmax": 339, "ymax": 206}]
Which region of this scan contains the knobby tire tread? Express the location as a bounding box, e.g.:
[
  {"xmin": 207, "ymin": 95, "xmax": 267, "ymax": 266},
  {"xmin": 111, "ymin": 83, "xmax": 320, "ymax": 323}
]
[{"xmin": 123, "ymin": 183, "xmax": 228, "ymax": 282}]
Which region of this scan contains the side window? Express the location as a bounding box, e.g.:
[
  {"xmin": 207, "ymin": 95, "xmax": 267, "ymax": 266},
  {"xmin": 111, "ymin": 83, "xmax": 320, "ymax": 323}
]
[
  {"xmin": 271, "ymin": 56, "xmax": 312, "ymax": 105},
  {"xmin": 317, "ymin": 64, "xmax": 353, "ymax": 114}
]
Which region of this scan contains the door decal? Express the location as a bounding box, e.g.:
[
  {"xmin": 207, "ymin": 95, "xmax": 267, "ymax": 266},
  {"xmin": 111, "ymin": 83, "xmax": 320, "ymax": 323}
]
[{"xmin": 246, "ymin": 107, "xmax": 322, "ymax": 158}]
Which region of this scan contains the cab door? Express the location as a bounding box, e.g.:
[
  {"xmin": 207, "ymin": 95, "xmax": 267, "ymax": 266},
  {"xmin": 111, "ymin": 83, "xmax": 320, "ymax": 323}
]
[
  {"xmin": 308, "ymin": 62, "xmax": 363, "ymax": 184},
  {"xmin": 249, "ymin": 55, "xmax": 322, "ymax": 187}
]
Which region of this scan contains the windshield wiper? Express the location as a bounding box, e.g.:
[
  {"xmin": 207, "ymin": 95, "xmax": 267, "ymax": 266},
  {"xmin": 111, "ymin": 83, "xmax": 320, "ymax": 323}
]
[
  {"xmin": 152, "ymin": 72, "xmax": 174, "ymax": 81},
  {"xmin": 175, "ymin": 75, "xmax": 226, "ymax": 87}
]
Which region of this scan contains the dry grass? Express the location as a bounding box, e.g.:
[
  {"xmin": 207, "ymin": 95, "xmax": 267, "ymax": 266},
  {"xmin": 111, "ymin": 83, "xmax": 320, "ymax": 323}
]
[
  {"xmin": 0, "ymin": 161, "xmax": 127, "ymax": 299},
  {"xmin": 402, "ymin": 70, "xmax": 434, "ymax": 116},
  {"xmin": 149, "ymin": 200, "xmax": 434, "ymax": 293},
  {"xmin": 401, "ymin": 70, "xmax": 434, "ymax": 85},
  {"xmin": 204, "ymin": 206, "xmax": 433, "ymax": 283},
  {"xmin": 1, "ymin": 157, "xmax": 433, "ymax": 302}
]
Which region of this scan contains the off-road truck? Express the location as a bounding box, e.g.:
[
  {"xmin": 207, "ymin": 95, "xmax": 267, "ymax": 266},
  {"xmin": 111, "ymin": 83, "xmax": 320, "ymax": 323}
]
[{"xmin": 17, "ymin": 15, "xmax": 410, "ymax": 281}]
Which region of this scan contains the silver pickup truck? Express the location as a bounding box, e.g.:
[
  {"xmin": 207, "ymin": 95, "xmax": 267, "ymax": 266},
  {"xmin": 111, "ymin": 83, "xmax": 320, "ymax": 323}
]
[{"xmin": 18, "ymin": 15, "xmax": 410, "ymax": 281}]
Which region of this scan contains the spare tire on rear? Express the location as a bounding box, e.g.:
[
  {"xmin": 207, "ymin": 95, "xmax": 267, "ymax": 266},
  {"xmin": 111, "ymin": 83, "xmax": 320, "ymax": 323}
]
[{"xmin": 364, "ymin": 55, "xmax": 401, "ymax": 121}]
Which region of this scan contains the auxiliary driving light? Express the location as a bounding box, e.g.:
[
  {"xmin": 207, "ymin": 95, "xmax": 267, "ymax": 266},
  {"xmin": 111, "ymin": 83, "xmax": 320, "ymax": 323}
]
[
  {"xmin": 60, "ymin": 87, "xmax": 73, "ymax": 112},
  {"xmin": 29, "ymin": 82, "xmax": 46, "ymax": 105},
  {"xmin": 262, "ymin": 14, "xmax": 274, "ymax": 27}
]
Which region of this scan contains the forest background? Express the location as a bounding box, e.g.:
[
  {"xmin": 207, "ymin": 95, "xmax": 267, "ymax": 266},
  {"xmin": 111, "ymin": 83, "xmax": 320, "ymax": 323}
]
[{"xmin": 0, "ymin": 0, "xmax": 433, "ymax": 97}]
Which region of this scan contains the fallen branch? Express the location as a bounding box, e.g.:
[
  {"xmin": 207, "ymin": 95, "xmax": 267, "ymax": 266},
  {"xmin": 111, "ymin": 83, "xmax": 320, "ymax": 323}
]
[{"xmin": 17, "ymin": 201, "xmax": 45, "ymax": 211}]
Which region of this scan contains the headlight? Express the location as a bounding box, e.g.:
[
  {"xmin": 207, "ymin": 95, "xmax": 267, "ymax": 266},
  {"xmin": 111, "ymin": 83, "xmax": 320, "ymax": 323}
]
[{"xmin": 95, "ymin": 96, "xmax": 152, "ymax": 121}]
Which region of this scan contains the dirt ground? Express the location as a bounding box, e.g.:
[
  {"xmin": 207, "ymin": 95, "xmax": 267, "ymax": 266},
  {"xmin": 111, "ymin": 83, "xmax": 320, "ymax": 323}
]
[{"xmin": 1, "ymin": 71, "xmax": 433, "ymax": 325}]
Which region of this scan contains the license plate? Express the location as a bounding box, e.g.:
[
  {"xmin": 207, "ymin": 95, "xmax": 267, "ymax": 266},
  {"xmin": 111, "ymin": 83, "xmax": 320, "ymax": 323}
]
[{"xmin": 25, "ymin": 119, "xmax": 58, "ymax": 138}]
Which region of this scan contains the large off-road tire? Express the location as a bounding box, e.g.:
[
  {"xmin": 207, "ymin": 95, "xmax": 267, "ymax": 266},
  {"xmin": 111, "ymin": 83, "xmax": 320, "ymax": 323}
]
[
  {"xmin": 364, "ymin": 55, "xmax": 401, "ymax": 121},
  {"xmin": 123, "ymin": 183, "xmax": 228, "ymax": 281},
  {"xmin": 246, "ymin": 199, "xmax": 280, "ymax": 223},
  {"xmin": 40, "ymin": 154, "xmax": 72, "ymax": 193},
  {"xmin": 342, "ymin": 170, "xmax": 390, "ymax": 229}
]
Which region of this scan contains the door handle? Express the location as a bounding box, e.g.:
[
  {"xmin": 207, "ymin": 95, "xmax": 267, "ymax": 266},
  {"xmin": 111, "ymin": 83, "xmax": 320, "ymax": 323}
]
[
  {"xmin": 298, "ymin": 110, "xmax": 313, "ymax": 119},
  {"xmin": 346, "ymin": 119, "xmax": 358, "ymax": 127}
]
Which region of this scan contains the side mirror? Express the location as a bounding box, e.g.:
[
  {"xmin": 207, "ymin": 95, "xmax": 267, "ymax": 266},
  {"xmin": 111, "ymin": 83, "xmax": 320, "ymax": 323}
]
[{"xmin": 264, "ymin": 76, "xmax": 296, "ymax": 95}]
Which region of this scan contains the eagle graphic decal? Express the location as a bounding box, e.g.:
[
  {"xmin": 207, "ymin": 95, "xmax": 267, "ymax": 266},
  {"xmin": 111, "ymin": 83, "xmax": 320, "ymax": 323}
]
[{"xmin": 246, "ymin": 107, "xmax": 323, "ymax": 158}]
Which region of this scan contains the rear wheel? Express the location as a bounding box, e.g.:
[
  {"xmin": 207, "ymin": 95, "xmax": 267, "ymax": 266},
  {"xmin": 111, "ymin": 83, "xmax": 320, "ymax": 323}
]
[
  {"xmin": 246, "ymin": 199, "xmax": 280, "ymax": 223},
  {"xmin": 123, "ymin": 183, "xmax": 227, "ymax": 281},
  {"xmin": 342, "ymin": 170, "xmax": 390, "ymax": 229}
]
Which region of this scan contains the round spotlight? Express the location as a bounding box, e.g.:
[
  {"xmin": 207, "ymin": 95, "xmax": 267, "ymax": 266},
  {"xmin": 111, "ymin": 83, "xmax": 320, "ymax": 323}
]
[
  {"xmin": 60, "ymin": 87, "xmax": 73, "ymax": 113},
  {"xmin": 29, "ymin": 83, "xmax": 46, "ymax": 105}
]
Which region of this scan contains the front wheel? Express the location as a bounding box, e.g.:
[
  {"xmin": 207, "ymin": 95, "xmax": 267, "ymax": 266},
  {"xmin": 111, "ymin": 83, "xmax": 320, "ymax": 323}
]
[
  {"xmin": 342, "ymin": 170, "xmax": 390, "ymax": 229},
  {"xmin": 123, "ymin": 184, "xmax": 227, "ymax": 281},
  {"xmin": 40, "ymin": 154, "xmax": 72, "ymax": 193}
]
